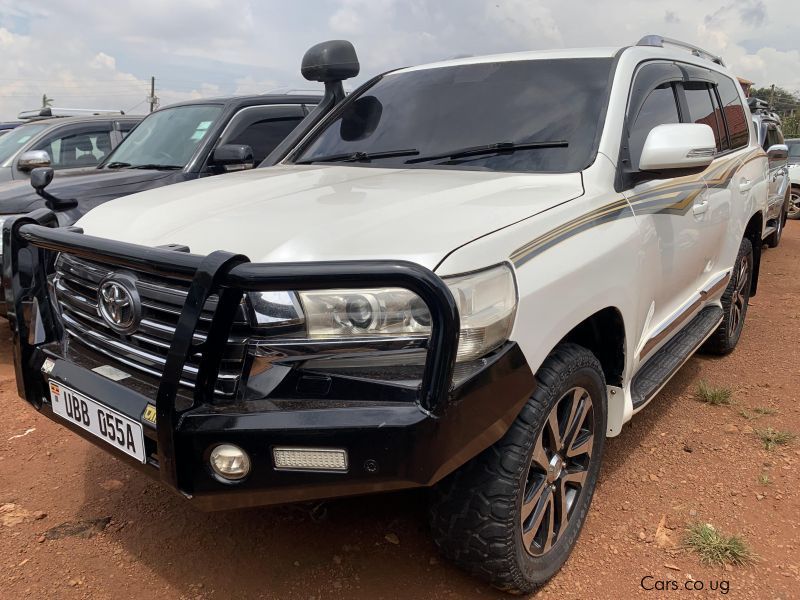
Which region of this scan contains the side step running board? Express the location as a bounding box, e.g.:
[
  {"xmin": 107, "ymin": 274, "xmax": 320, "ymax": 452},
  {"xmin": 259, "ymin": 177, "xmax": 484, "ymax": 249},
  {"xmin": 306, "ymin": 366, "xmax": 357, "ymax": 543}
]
[{"xmin": 632, "ymin": 305, "xmax": 724, "ymax": 409}]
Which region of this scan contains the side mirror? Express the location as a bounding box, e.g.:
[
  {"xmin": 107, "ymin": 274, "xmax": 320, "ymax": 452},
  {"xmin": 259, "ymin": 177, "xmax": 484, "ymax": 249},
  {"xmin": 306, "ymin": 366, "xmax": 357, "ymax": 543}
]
[
  {"xmin": 766, "ymin": 144, "xmax": 788, "ymax": 169},
  {"xmin": 639, "ymin": 124, "xmax": 716, "ymax": 171},
  {"xmin": 18, "ymin": 150, "xmax": 51, "ymax": 172},
  {"xmin": 301, "ymin": 40, "xmax": 360, "ymax": 83},
  {"xmin": 30, "ymin": 167, "xmax": 54, "ymax": 192},
  {"xmin": 29, "ymin": 166, "xmax": 77, "ymax": 210},
  {"xmin": 211, "ymin": 144, "xmax": 254, "ymax": 171}
]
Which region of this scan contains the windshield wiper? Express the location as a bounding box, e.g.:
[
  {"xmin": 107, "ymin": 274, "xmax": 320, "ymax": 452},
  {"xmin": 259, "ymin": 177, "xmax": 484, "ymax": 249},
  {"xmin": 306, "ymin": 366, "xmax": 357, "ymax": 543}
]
[
  {"xmin": 405, "ymin": 141, "xmax": 568, "ymax": 164},
  {"xmin": 128, "ymin": 164, "xmax": 183, "ymax": 170},
  {"xmin": 296, "ymin": 148, "xmax": 419, "ymax": 165},
  {"xmin": 105, "ymin": 161, "xmax": 132, "ymax": 169}
]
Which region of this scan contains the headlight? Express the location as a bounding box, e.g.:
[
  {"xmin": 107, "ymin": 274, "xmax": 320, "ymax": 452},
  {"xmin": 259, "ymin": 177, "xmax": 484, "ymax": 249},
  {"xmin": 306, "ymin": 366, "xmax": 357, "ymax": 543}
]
[
  {"xmin": 300, "ymin": 288, "xmax": 432, "ymax": 338},
  {"xmin": 246, "ymin": 263, "xmax": 517, "ymax": 363},
  {"xmin": 446, "ymin": 263, "xmax": 517, "ymax": 361}
]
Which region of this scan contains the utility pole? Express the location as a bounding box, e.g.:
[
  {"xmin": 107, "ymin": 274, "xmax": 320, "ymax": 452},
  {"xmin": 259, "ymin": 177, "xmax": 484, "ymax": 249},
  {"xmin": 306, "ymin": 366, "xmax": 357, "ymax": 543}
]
[
  {"xmin": 769, "ymin": 83, "xmax": 775, "ymax": 109},
  {"xmin": 148, "ymin": 76, "xmax": 158, "ymax": 113}
]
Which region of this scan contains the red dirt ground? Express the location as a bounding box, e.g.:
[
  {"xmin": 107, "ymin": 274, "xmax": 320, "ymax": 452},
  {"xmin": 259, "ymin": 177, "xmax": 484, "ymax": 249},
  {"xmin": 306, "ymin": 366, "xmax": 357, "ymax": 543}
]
[{"xmin": 1, "ymin": 224, "xmax": 798, "ymax": 599}]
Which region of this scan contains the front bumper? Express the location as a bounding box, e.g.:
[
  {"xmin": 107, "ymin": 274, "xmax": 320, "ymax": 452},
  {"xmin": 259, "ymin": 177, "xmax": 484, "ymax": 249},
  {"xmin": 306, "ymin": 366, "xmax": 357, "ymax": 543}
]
[{"xmin": 3, "ymin": 210, "xmax": 536, "ymax": 511}]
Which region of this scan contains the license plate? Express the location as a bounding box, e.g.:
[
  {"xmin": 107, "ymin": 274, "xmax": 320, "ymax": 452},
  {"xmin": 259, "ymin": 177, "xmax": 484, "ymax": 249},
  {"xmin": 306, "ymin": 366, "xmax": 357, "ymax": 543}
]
[{"xmin": 49, "ymin": 381, "xmax": 147, "ymax": 464}]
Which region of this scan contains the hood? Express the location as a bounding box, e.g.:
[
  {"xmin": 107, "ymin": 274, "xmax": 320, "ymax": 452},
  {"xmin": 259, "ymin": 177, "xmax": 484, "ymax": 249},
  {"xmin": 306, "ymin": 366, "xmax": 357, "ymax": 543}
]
[
  {"xmin": 0, "ymin": 169, "xmax": 177, "ymax": 214},
  {"xmin": 77, "ymin": 165, "xmax": 584, "ymax": 271}
]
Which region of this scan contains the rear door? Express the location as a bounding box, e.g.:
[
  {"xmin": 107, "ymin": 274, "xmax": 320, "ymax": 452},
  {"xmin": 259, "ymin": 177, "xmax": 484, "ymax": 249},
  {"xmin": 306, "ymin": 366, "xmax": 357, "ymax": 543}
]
[{"xmin": 763, "ymin": 122, "xmax": 787, "ymax": 220}]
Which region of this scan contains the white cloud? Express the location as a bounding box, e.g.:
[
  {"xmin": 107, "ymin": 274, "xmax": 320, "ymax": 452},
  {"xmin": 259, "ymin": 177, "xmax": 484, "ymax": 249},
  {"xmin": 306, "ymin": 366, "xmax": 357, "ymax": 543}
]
[{"xmin": 0, "ymin": 1, "xmax": 798, "ymax": 120}]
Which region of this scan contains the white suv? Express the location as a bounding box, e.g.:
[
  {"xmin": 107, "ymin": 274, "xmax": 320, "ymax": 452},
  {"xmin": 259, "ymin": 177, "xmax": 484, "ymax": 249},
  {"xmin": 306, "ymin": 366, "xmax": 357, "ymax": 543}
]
[{"xmin": 4, "ymin": 36, "xmax": 774, "ymax": 593}]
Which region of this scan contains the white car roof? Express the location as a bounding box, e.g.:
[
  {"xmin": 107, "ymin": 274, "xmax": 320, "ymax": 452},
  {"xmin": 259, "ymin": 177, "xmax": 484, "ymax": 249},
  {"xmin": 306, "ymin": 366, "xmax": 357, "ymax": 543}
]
[{"xmin": 394, "ymin": 47, "xmax": 622, "ymax": 74}]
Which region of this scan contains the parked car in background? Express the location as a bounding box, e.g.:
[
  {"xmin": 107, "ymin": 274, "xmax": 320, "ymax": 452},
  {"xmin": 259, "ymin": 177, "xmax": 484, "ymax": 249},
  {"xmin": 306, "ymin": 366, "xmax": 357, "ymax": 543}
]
[
  {"xmin": 0, "ymin": 113, "xmax": 140, "ymax": 183},
  {"xmin": 0, "ymin": 93, "xmax": 321, "ymax": 315},
  {"xmin": 0, "ymin": 122, "xmax": 22, "ymax": 137},
  {"xmin": 0, "ymin": 94, "xmax": 320, "ymax": 226},
  {"xmin": 4, "ymin": 36, "xmax": 774, "ymax": 592},
  {"xmin": 787, "ymin": 137, "xmax": 799, "ymax": 219},
  {"xmin": 749, "ymin": 97, "xmax": 790, "ymax": 244}
]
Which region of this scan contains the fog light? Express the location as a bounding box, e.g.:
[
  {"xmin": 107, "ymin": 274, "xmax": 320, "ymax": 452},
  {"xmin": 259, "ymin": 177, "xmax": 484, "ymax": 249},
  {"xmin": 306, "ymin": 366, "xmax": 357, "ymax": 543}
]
[
  {"xmin": 273, "ymin": 447, "xmax": 348, "ymax": 472},
  {"xmin": 209, "ymin": 444, "xmax": 251, "ymax": 481}
]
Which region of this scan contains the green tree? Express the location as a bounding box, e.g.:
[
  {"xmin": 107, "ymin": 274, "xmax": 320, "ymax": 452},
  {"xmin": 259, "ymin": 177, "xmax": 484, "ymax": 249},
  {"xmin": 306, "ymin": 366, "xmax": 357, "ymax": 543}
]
[
  {"xmin": 749, "ymin": 85, "xmax": 799, "ymax": 113},
  {"xmin": 782, "ymin": 113, "xmax": 799, "ymax": 138}
]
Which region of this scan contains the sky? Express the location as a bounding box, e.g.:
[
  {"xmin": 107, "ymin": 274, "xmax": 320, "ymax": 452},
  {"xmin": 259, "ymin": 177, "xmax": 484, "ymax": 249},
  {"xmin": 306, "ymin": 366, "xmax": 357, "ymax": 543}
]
[{"xmin": 0, "ymin": 0, "xmax": 798, "ymax": 119}]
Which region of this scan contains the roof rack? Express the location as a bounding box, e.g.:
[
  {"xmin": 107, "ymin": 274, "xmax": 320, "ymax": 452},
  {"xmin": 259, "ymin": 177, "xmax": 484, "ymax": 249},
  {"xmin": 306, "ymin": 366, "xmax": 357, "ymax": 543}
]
[
  {"xmin": 17, "ymin": 107, "xmax": 126, "ymax": 120},
  {"xmin": 636, "ymin": 35, "xmax": 725, "ymax": 67}
]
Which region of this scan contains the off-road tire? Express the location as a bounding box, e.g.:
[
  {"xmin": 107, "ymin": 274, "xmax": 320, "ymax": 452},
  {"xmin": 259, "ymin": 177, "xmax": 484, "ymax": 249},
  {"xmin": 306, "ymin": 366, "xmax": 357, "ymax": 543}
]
[
  {"xmin": 789, "ymin": 186, "xmax": 800, "ymax": 220},
  {"xmin": 702, "ymin": 237, "xmax": 753, "ymax": 355},
  {"xmin": 429, "ymin": 343, "xmax": 607, "ymax": 594}
]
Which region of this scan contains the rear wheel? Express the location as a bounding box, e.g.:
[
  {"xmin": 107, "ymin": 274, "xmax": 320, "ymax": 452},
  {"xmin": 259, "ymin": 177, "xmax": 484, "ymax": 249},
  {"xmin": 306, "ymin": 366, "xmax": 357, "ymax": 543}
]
[
  {"xmin": 789, "ymin": 186, "xmax": 800, "ymax": 220},
  {"xmin": 430, "ymin": 343, "xmax": 606, "ymax": 594},
  {"xmin": 702, "ymin": 237, "xmax": 753, "ymax": 355}
]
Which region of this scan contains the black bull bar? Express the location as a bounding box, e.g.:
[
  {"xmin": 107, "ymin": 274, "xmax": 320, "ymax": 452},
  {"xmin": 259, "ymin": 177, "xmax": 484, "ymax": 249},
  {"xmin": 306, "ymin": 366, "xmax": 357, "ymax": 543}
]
[{"xmin": 3, "ymin": 209, "xmax": 461, "ymax": 490}]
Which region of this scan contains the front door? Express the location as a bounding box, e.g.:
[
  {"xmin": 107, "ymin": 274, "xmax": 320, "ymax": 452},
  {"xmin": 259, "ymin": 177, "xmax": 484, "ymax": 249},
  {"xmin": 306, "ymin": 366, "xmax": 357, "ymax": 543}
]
[{"xmin": 622, "ymin": 69, "xmax": 711, "ymax": 345}]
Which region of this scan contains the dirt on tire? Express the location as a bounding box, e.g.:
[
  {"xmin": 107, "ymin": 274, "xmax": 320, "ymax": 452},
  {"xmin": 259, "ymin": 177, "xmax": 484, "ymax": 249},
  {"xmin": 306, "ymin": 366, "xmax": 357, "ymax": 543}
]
[{"xmin": 1, "ymin": 224, "xmax": 799, "ymax": 599}]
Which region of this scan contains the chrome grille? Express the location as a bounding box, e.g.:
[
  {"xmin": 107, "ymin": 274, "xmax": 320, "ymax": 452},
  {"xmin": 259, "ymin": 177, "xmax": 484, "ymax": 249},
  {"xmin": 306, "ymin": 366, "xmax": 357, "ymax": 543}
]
[{"xmin": 53, "ymin": 253, "xmax": 248, "ymax": 397}]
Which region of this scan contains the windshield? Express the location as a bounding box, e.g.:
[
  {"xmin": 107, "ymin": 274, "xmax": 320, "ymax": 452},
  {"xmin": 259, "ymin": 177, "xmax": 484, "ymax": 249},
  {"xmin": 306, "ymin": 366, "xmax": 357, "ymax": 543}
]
[
  {"xmin": 0, "ymin": 123, "xmax": 49, "ymax": 166},
  {"xmin": 295, "ymin": 58, "xmax": 613, "ymax": 173},
  {"xmin": 788, "ymin": 140, "xmax": 800, "ymax": 164},
  {"xmin": 103, "ymin": 104, "xmax": 223, "ymax": 169}
]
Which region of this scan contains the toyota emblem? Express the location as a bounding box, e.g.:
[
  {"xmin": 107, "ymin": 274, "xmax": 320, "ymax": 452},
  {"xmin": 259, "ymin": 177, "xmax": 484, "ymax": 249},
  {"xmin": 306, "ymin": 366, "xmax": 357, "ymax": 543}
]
[{"xmin": 97, "ymin": 274, "xmax": 141, "ymax": 334}]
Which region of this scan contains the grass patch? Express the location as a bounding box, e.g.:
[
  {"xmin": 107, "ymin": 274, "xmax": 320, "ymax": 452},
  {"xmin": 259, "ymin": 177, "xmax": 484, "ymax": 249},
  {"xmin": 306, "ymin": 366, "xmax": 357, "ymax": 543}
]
[
  {"xmin": 685, "ymin": 523, "xmax": 756, "ymax": 566},
  {"xmin": 755, "ymin": 428, "xmax": 796, "ymax": 451},
  {"xmin": 697, "ymin": 381, "xmax": 732, "ymax": 406},
  {"xmin": 739, "ymin": 407, "xmax": 777, "ymax": 420},
  {"xmin": 758, "ymin": 472, "xmax": 771, "ymax": 485}
]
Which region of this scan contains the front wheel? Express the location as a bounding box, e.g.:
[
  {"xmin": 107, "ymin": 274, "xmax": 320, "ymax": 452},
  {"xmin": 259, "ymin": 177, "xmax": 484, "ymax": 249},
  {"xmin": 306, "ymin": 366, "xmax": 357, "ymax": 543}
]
[
  {"xmin": 429, "ymin": 343, "xmax": 607, "ymax": 594},
  {"xmin": 789, "ymin": 186, "xmax": 800, "ymax": 220},
  {"xmin": 702, "ymin": 237, "xmax": 753, "ymax": 355}
]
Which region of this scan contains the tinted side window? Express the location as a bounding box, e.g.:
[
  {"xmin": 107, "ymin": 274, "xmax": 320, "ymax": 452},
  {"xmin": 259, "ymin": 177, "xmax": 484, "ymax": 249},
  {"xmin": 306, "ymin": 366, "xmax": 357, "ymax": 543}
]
[
  {"xmin": 226, "ymin": 117, "xmax": 303, "ymax": 164},
  {"xmin": 685, "ymin": 83, "xmax": 723, "ymax": 152},
  {"xmin": 33, "ymin": 127, "xmax": 113, "ymax": 169},
  {"xmin": 629, "ymin": 83, "xmax": 680, "ymax": 170},
  {"xmin": 716, "ymin": 76, "xmax": 749, "ymax": 149}
]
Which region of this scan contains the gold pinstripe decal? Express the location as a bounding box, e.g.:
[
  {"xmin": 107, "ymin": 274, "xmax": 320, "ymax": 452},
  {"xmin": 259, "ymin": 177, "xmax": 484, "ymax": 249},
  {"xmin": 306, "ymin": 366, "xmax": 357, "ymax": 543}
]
[{"xmin": 511, "ymin": 148, "xmax": 764, "ymax": 266}]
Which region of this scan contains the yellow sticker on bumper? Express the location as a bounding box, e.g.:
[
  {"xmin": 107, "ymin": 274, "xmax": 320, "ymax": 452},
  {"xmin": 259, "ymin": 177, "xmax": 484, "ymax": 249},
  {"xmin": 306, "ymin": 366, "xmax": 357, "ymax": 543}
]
[{"xmin": 142, "ymin": 404, "xmax": 157, "ymax": 426}]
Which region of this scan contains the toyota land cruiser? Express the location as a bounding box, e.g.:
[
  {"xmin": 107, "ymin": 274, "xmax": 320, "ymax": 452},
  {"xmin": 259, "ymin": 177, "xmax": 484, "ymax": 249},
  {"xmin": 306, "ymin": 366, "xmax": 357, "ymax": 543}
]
[{"xmin": 3, "ymin": 36, "xmax": 774, "ymax": 593}]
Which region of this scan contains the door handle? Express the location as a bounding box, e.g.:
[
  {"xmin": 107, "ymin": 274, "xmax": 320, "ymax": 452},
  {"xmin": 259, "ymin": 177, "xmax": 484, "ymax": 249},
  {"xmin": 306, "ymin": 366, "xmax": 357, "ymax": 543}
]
[
  {"xmin": 739, "ymin": 178, "xmax": 752, "ymax": 193},
  {"xmin": 692, "ymin": 199, "xmax": 709, "ymax": 216}
]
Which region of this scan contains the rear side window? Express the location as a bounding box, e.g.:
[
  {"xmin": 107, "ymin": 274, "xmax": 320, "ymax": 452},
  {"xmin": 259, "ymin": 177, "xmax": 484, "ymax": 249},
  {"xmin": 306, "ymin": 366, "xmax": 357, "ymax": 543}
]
[
  {"xmin": 716, "ymin": 76, "xmax": 749, "ymax": 150},
  {"xmin": 685, "ymin": 83, "xmax": 724, "ymax": 152},
  {"xmin": 628, "ymin": 83, "xmax": 681, "ymax": 170}
]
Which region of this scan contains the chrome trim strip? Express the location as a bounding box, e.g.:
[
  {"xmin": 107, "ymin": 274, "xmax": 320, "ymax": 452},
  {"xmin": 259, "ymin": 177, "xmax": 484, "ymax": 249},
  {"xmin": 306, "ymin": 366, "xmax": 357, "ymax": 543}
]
[{"xmin": 640, "ymin": 270, "xmax": 731, "ymax": 359}]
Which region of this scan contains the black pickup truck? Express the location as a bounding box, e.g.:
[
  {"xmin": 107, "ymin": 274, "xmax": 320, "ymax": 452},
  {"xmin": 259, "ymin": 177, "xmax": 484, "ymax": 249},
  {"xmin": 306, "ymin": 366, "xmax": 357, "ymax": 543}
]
[{"xmin": 0, "ymin": 93, "xmax": 321, "ymax": 227}]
